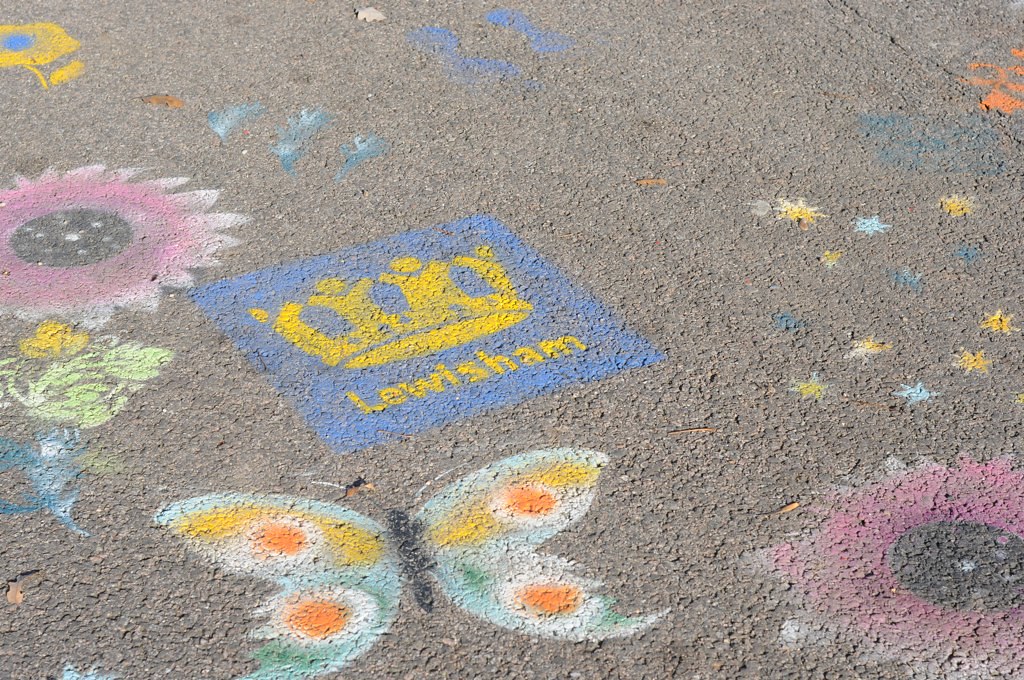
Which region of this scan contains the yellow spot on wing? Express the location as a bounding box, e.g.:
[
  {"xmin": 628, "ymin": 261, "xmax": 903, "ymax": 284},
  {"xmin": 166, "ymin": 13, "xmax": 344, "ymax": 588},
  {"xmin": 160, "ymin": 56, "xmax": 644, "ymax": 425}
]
[
  {"xmin": 525, "ymin": 462, "xmax": 601, "ymax": 488},
  {"xmin": 172, "ymin": 505, "xmax": 384, "ymax": 567},
  {"xmin": 429, "ymin": 504, "xmax": 501, "ymax": 548}
]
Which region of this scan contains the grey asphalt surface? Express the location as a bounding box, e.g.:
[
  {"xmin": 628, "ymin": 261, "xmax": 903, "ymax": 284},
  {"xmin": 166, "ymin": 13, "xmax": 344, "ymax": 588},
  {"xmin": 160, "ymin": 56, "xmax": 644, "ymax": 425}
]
[{"xmin": 4, "ymin": 1, "xmax": 1024, "ymax": 678}]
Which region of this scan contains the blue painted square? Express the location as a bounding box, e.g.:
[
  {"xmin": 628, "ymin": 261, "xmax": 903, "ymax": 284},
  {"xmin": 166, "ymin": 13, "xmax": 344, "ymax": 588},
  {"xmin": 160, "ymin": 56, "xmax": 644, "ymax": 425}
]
[{"xmin": 191, "ymin": 215, "xmax": 663, "ymax": 453}]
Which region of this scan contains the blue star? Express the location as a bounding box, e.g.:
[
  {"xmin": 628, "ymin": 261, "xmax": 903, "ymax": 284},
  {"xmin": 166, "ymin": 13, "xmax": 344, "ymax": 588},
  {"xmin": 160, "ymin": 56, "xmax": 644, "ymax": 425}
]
[
  {"xmin": 890, "ymin": 267, "xmax": 923, "ymax": 293},
  {"xmin": 772, "ymin": 311, "xmax": 806, "ymax": 332},
  {"xmin": 854, "ymin": 216, "xmax": 891, "ymax": 235},
  {"xmin": 893, "ymin": 382, "xmax": 940, "ymax": 405},
  {"xmin": 953, "ymin": 244, "xmax": 982, "ymax": 265}
]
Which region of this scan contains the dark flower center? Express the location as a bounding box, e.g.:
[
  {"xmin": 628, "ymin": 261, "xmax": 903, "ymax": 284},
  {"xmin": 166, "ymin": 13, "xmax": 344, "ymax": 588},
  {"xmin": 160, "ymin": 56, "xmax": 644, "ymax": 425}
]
[
  {"xmin": 888, "ymin": 521, "xmax": 1024, "ymax": 611},
  {"xmin": 11, "ymin": 209, "xmax": 135, "ymax": 267}
]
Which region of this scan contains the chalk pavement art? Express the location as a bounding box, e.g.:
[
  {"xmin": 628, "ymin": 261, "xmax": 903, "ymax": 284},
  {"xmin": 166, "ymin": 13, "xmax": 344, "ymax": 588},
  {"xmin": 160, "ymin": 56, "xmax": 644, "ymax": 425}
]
[{"xmin": 193, "ymin": 215, "xmax": 662, "ymax": 453}]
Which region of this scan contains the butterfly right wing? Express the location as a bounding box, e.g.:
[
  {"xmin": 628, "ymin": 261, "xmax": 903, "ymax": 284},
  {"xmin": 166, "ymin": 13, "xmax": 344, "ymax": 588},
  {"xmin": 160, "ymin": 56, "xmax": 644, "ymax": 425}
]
[
  {"xmin": 155, "ymin": 493, "xmax": 401, "ymax": 680},
  {"xmin": 417, "ymin": 448, "xmax": 663, "ymax": 641}
]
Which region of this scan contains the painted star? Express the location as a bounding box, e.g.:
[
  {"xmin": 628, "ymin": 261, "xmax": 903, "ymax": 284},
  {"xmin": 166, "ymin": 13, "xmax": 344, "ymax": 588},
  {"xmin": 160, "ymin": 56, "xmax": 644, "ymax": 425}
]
[
  {"xmin": 980, "ymin": 310, "xmax": 1018, "ymax": 334},
  {"xmin": 853, "ymin": 216, "xmax": 891, "ymax": 235},
  {"xmin": 776, "ymin": 198, "xmax": 827, "ymax": 229},
  {"xmin": 959, "ymin": 350, "xmax": 992, "ymax": 374},
  {"xmin": 790, "ymin": 373, "xmax": 827, "ymax": 401},
  {"xmin": 953, "ymin": 244, "xmax": 982, "ymax": 265},
  {"xmin": 820, "ymin": 250, "xmax": 843, "ymax": 268},
  {"xmin": 893, "ymin": 382, "xmax": 940, "ymax": 405},
  {"xmin": 848, "ymin": 337, "xmax": 892, "ymax": 360},
  {"xmin": 940, "ymin": 195, "xmax": 974, "ymax": 217},
  {"xmin": 890, "ymin": 268, "xmax": 923, "ymax": 293}
]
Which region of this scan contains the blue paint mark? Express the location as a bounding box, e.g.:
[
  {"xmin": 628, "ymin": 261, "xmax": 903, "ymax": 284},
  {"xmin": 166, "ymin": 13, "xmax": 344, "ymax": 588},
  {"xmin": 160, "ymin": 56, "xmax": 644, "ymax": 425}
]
[
  {"xmin": 0, "ymin": 429, "xmax": 88, "ymax": 536},
  {"xmin": 3, "ymin": 34, "xmax": 34, "ymax": 51},
  {"xmin": 336, "ymin": 133, "xmax": 389, "ymax": 181},
  {"xmin": 953, "ymin": 244, "xmax": 983, "ymax": 265},
  {"xmin": 192, "ymin": 215, "xmax": 663, "ymax": 454},
  {"xmin": 208, "ymin": 102, "xmax": 267, "ymax": 142},
  {"xmin": 62, "ymin": 665, "xmax": 118, "ymax": 680},
  {"xmin": 772, "ymin": 312, "xmax": 806, "ymax": 332},
  {"xmin": 269, "ymin": 108, "xmax": 334, "ymax": 175},
  {"xmin": 853, "ymin": 216, "xmax": 891, "ymax": 235},
  {"xmin": 890, "ymin": 267, "xmax": 923, "ymax": 293},
  {"xmin": 407, "ymin": 27, "xmax": 522, "ymax": 85},
  {"xmin": 485, "ymin": 9, "xmax": 575, "ymax": 53},
  {"xmin": 859, "ymin": 113, "xmax": 1006, "ymax": 176},
  {"xmin": 893, "ymin": 382, "xmax": 939, "ymax": 405}
]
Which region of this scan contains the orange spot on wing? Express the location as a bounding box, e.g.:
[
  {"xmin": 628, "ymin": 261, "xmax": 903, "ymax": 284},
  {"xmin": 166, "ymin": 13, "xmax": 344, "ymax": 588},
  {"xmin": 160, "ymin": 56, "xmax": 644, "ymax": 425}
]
[
  {"xmin": 517, "ymin": 583, "xmax": 584, "ymax": 616},
  {"xmin": 253, "ymin": 522, "xmax": 308, "ymax": 556},
  {"xmin": 504, "ymin": 485, "xmax": 558, "ymax": 516},
  {"xmin": 284, "ymin": 599, "xmax": 351, "ymax": 639}
]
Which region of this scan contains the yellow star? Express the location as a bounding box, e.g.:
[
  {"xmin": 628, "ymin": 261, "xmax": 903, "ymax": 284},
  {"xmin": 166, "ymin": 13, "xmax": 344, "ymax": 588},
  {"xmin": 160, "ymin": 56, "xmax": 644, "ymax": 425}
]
[
  {"xmin": 820, "ymin": 250, "xmax": 843, "ymax": 267},
  {"xmin": 958, "ymin": 350, "xmax": 992, "ymax": 374},
  {"xmin": 940, "ymin": 195, "xmax": 974, "ymax": 217},
  {"xmin": 776, "ymin": 198, "xmax": 827, "ymax": 229},
  {"xmin": 980, "ymin": 310, "xmax": 1018, "ymax": 334},
  {"xmin": 849, "ymin": 337, "xmax": 892, "ymax": 359},
  {"xmin": 790, "ymin": 373, "xmax": 827, "ymax": 400}
]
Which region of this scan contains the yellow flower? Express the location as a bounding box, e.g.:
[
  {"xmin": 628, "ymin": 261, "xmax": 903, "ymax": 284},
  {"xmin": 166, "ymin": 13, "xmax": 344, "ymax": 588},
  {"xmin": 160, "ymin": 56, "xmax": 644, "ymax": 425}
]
[
  {"xmin": 820, "ymin": 250, "xmax": 843, "ymax": 267},
  {"xmin": 776, "ymin": 198, "xmax": 827, "ymax": 229},
  {"xmin": 19, "ymin": 321, "xmax": 90, "ymax": 359},
  {"xmin": 790, "ymin": 373, "xmax": 827, "ymax": 400},
  {"xmin": 0, "ymin": 23, "xmax": 82, "ymax": 89}
]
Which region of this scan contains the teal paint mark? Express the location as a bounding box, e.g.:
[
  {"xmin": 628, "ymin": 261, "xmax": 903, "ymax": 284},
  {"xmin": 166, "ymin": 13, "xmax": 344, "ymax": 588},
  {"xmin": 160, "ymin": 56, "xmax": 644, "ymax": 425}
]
[
  {"xmin": 209, "ymin": 102, "xmax": 267, "ymax": 142},
  {"xmin": 270, "ymin": 109, "xmax": 335, "ymax": 175},
  {"xmin": 893, "ymin": 382, "xmax": 939, "ymax": 405},
  {"xmin": 486, "ymin": 9, "xmax": 574, "ymax": 53},
  {"xmin": 336, "ymin": 134, "xmax": 389, "ymax": 181},
  {"xmin": 407, "ymin": 27, "xmax": 521, "ymax": 85},
  {"xmin": 773, "ymin": 312, "xmax": 806, "ymax": 332},
  {"xmin": 954, "ymin": 244, "xmax": 983, "ymax": 265},
  {"xmin": 0, "ymin": 429, "xmax": 88, "ymax": 536},
  {"xmin": 854, "ymin": 216, "xmax": 891, "ymax": 235},
  {"xmin": 859, "ymin": 113, "xmax": 1006, "ymax": 176}
]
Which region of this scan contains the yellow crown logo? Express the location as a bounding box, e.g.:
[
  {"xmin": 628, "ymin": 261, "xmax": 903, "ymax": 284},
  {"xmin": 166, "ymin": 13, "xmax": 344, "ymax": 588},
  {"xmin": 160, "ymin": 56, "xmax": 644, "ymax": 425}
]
[{"xmin": 250, "ymin": 245, "xmax": 533, "ymax": 368}]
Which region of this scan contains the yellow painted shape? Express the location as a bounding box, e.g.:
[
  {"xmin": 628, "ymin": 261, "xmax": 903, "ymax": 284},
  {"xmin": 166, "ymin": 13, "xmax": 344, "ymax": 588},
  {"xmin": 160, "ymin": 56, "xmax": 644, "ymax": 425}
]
[
  {"xmin": 172, "ymin": 505, "xmax": 384, "ymax": 567},
  {"xmin": 1015, "ymin": 393, "xmax": 1024, "ymax": 404},
  {"xmin": 249, "ymin": 308, "xmax": 270, "ymax": 323},
  {"xmin": 959, "ymin": 350, "xmax": 992, "ymax": 374},
  {"xmin": 429, "ymin": 504, "xmax": 502, "ymax": 547},
  {"xmin": 525, "ymin": 461, "xmax": 601, "ymax": 488},
  {"xmin": 852, "ymin": 337, "xmax": 892, "ymax": 354},
  {"xmin": 981, "ymin": 310, "xmax": 1018, "ymax": 334},
  {"xmin": 940, "ymin": 195, "xmax": 974, "ymax": 217},
  {"xmin": 19, "ymin": 320, "xmax": 89, "ymax": 359},
  {"xmin": 49, "ymin": 59, "xmax": 83, "ymax": 86},
  {"xmin": 820, "ymin": 251, "xmax": 843, "ymax": 267},
  {"xmin": 345, "ymin": 311, "xmax": 531, "ymax": 368},
  {"xmin": 790, "ymin": 374, "xmax": 827, "ymax": 400},
  {"xmin": 775, "ymin": 198, "xmax": 827, "ymax": 225},
  {"xmin": 0, "ymin": 23, "xmax": 79, "ymax": 68}
]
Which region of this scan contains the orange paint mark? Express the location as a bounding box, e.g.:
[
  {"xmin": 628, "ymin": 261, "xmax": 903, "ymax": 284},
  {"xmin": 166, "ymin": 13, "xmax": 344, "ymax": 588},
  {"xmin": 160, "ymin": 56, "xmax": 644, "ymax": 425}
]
[
  {"xmin": 517, "ymin": 583, "xmax": 584, "ymax": 616},
  {"xmin": 252, "ymin": 522, "xmax": 308, "ymax": 556},
  {"xmin": 504, "ymin": 485, "xmax": 558, "ymax": 516},
  {"xmin": 965, "ymin": 54, "xmax": 1024, "ymax": 115},
  {"xmin": 284, "ymin": 599, "xmax": 351, "ymax": 639}
]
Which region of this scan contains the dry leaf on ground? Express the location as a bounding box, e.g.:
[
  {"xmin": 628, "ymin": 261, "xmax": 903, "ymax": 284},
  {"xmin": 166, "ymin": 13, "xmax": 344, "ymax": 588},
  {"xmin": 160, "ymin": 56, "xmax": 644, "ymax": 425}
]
[
  {"xmin": 634, "ymin": 178, "xmax": 667, "ymax": 187},
  {"xmin": 141, "ymin": 95, "xmax": 185, "ymax": 109},
  {"xmin": 356, "ymin": 7, "xmax": 386, "ymax": 22}
]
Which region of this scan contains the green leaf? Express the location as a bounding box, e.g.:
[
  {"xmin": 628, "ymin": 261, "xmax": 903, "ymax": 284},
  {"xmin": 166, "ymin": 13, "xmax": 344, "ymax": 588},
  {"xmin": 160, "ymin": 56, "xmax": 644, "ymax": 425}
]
[{"xmin": 99, "ymin": 344, "xmax": 174, "ymax": 381}]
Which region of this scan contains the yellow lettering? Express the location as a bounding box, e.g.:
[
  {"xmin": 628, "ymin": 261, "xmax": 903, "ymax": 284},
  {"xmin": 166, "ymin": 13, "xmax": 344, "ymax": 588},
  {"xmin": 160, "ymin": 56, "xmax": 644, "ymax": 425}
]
[
  {"xmin": 477, "ymin": 350, "xmax": 518, "ymax": 374},
  {"xmin": 399, "ymin": 372, "xmax": 449, "ymax": 398},
  {"xmin": 513, "ymin": 347, "xmax": 546, "ymax": 365},
  {"xmin": 346, "ymin": 391, "xmax": 386, "ymax": 413},
  {"xmin": 378, "ymin": 387, "xmax": 407, "ymax": 405},
  {"xmin": 538, "ymin": 335, "xmax": 587, "ymax": 358},
  {"xmin": 457, "ymin": 361, "xmax": 490, "ymax": 382}
]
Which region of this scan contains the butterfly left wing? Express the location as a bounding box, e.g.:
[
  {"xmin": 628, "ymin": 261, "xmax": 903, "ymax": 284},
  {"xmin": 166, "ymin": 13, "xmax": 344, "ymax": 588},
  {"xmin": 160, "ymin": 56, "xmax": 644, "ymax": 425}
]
[
  {"xmin": 155, "ymin": 494, "xmax": 400, "ymax": 680},
  {"xmin": 416, "ymin": 448, "xmax": 663, "ymax": 641}
]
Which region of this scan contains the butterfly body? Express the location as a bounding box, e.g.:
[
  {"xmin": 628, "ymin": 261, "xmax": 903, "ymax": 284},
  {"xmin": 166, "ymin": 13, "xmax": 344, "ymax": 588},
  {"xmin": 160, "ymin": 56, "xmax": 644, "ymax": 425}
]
[{"xmin": 156, "ymin": 449, "xmax": 662, "ymax": 679}]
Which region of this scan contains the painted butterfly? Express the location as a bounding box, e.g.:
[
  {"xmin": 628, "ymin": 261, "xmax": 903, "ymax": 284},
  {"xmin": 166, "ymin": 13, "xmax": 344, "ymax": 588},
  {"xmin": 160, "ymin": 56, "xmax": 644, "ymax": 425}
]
[{"xmin": 155, "ymin": 448, "xmax": 662, "ymax": 679}]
